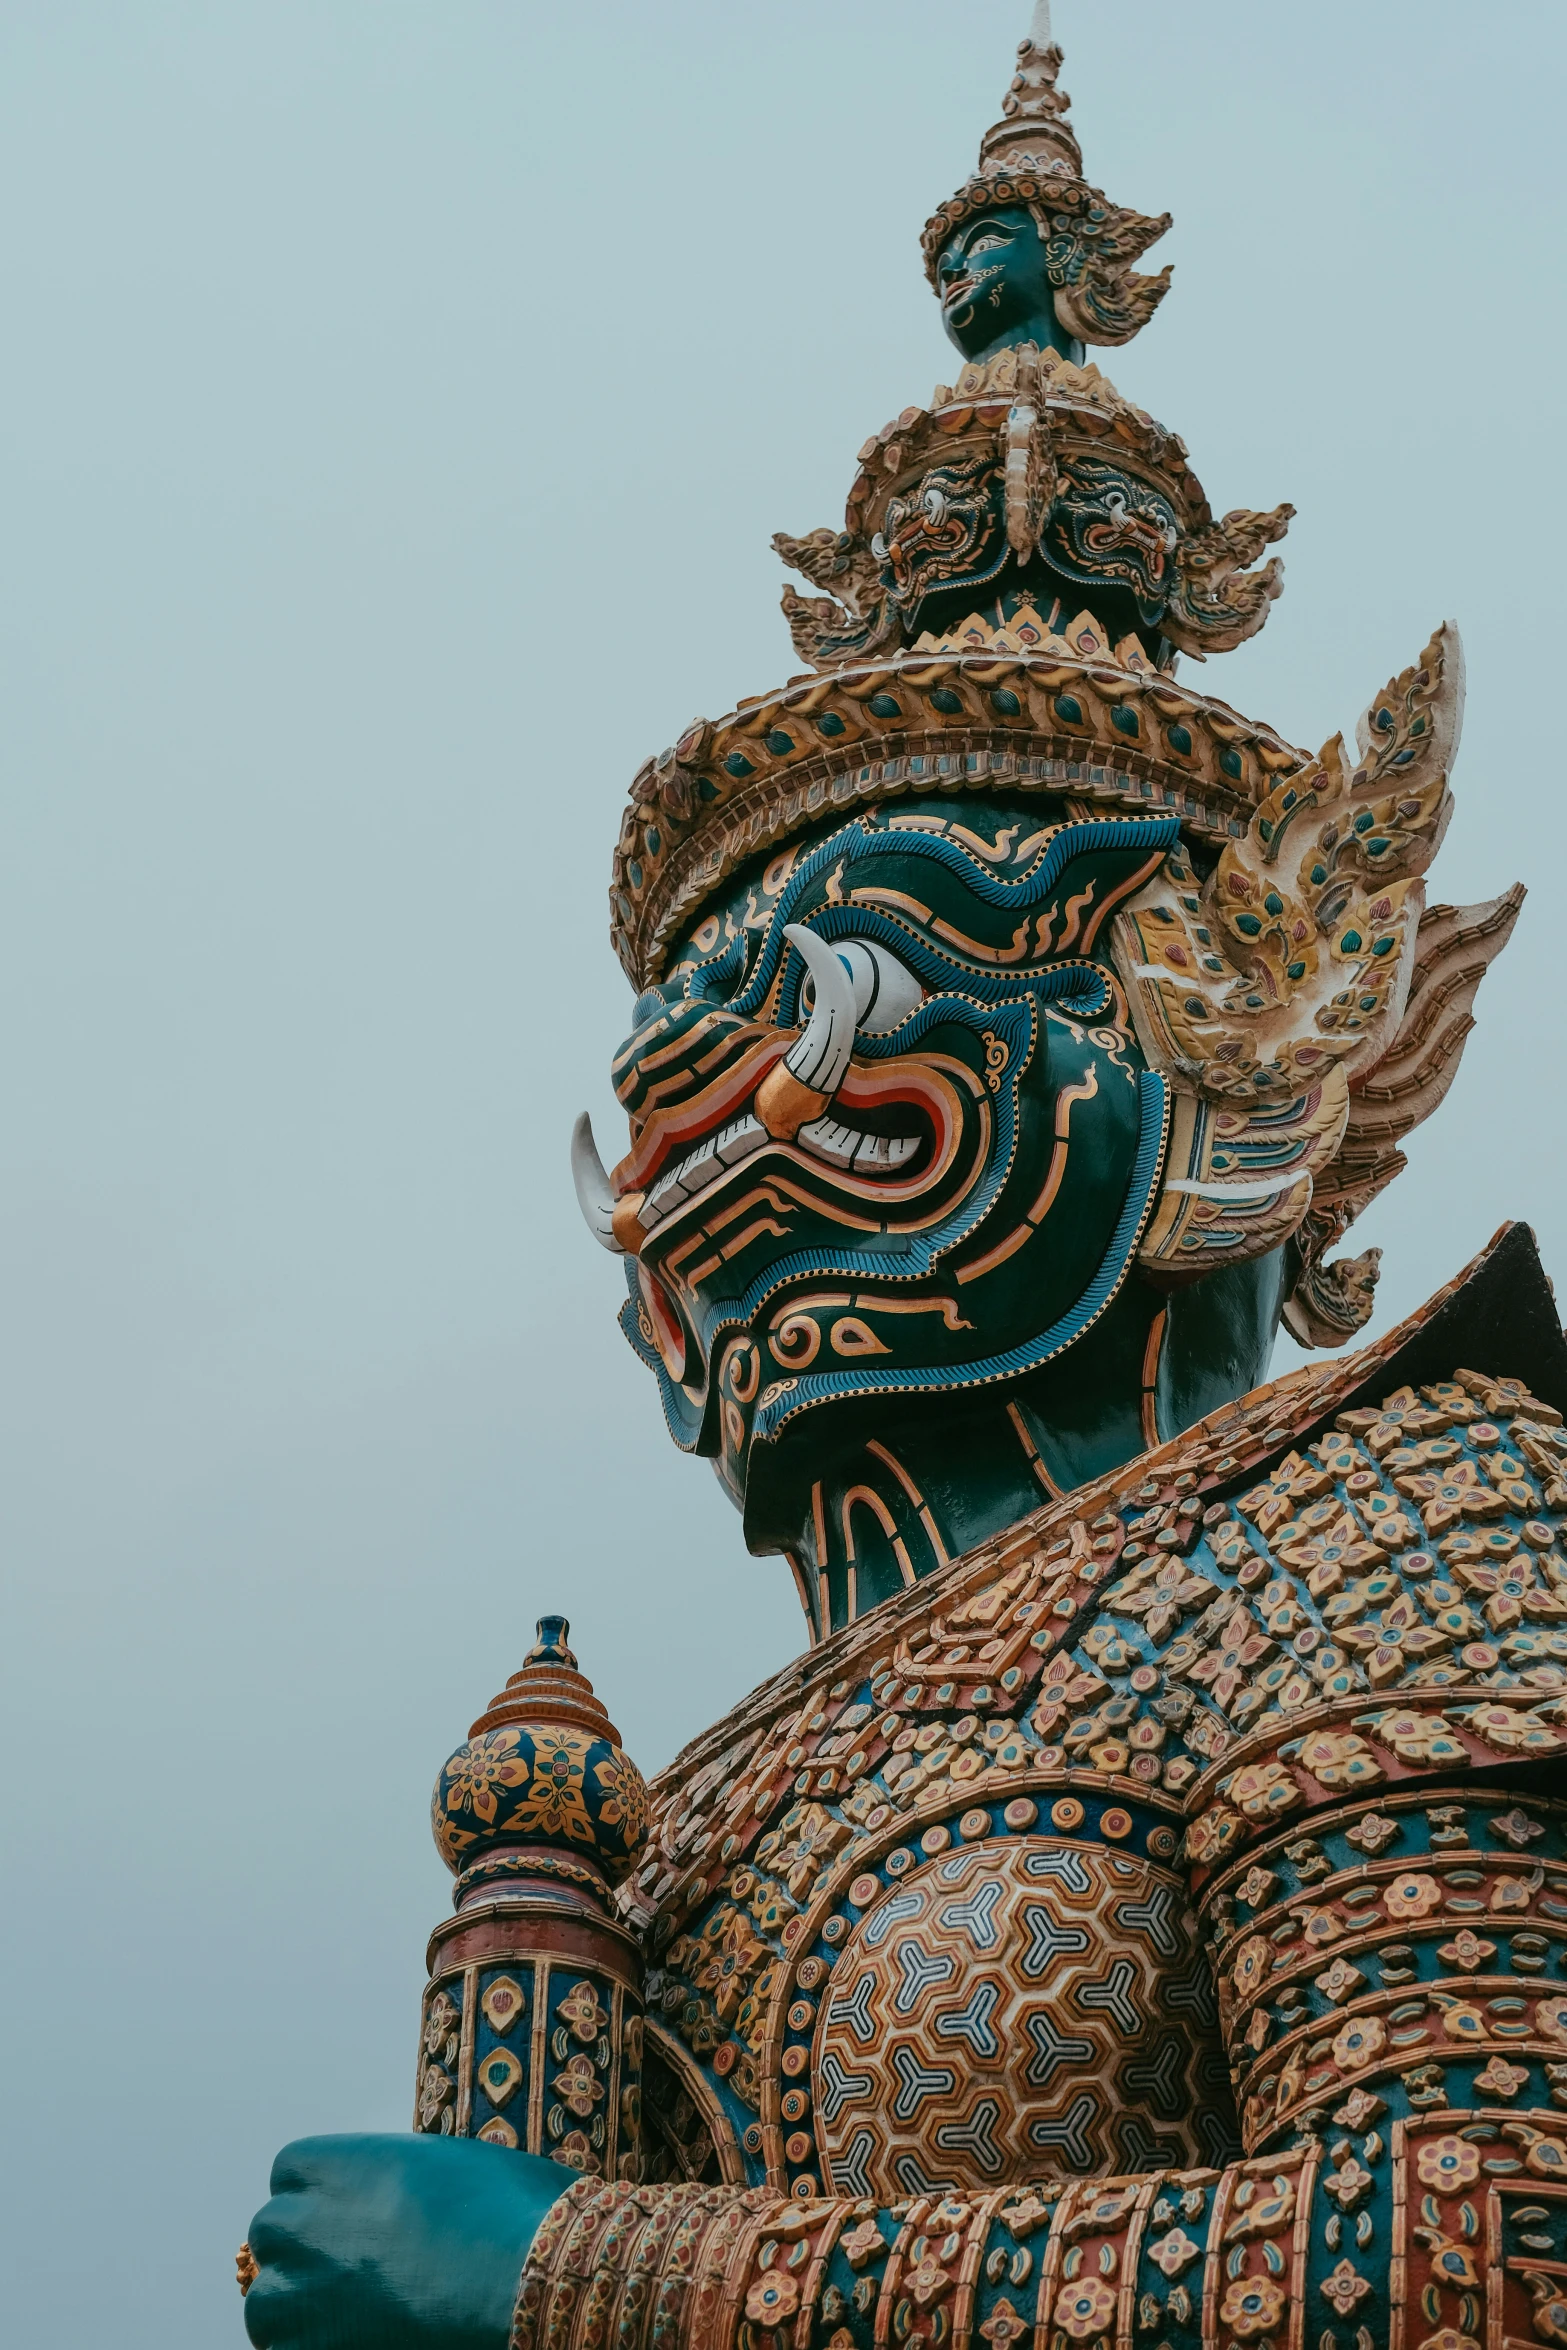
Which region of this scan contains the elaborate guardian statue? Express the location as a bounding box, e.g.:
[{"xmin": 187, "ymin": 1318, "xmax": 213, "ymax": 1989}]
[{"xmin": 240, "ymin": 15, "xmax": 1567, "ymax": 2350}]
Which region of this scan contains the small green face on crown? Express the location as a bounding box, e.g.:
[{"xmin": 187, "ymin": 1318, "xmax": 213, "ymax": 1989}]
[{"xmin": 935, "ymin": 203, "xmax": 1083, "ymax": 364}]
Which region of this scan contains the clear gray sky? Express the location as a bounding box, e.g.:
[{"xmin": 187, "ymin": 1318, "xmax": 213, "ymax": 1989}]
[{"xmin": 0, "ymin": 3, "xmax": 1561, "ymax": 2340}]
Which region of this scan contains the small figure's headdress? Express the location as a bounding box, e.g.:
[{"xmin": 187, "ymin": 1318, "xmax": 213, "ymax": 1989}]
[
  {"xmin": 920, "ymin": 2, "xmax": 1172, "ymax": 347},
  {"xmin": 975, "ymin": 0, "xmax": 1083, "ymax": 180}
]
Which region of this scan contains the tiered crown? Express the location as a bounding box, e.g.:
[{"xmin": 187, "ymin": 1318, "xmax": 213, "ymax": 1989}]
[
  {"xmin": 978, "ymin": 8, "xmax": 1083, "ymax": 178},
  {"xmin": 611, "ymin": 331, "xmax": 1296, "ymax": 991},
  {"xmin": 609, "ymin": 10, "xmax": 1298, "ymax": 987}
]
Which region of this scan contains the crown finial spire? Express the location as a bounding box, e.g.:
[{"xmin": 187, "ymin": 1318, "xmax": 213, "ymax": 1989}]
[
  {"xmin": 978, "ymin": 6, "xmax": 1082, "ymax": 181},
  {"xmin": 526, "ymin": 1612, "xmax": 577, "ymax": 1668}
]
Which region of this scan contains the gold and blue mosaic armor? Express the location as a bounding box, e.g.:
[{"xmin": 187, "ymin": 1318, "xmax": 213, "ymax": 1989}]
[{"xmin": 412, "ymin": 1230, "xmax": 1567, "ymax": 2350}]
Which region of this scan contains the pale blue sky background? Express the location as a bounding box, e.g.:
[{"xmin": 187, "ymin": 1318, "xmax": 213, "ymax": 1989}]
[{"xmin": 0, "ymin": 3, "xmax": 1562, "ymax": 2341}]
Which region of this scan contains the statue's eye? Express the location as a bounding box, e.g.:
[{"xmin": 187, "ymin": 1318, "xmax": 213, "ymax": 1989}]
[
  {"xmin": 801, "ymin": 936, "xmax": 924, "ymax": 1036},
  {"xmin": 923, "ymin": 487, "xmax": 947, "ymax": 523},
  {"xmin": 968, "ymin": 231, "xmax": 1007, "ymax": 255}
]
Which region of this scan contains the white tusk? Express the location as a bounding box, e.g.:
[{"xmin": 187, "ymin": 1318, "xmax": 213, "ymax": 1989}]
[
  {"xmin": 782, "ymin": 923, "xmax": 859, "ymax": 1097},
  {"xmin": 571, "ymin": 1112, "xmax": 626, "ymax": 1253}
]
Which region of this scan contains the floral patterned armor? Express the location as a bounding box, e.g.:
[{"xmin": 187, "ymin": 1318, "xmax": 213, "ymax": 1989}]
[
  {"xmin": 241, "ymin": 14, "xmax": 1567, "ymax": 2350},
  {"xmin": 475, "ymin": 1247, "xmax": 1567, "ymax": 2350}
]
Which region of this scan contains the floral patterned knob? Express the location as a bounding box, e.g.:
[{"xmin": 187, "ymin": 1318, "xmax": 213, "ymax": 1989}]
[{"xmin": 430, "ymin": 1617, "xmax": 649, "ymax": 1887}]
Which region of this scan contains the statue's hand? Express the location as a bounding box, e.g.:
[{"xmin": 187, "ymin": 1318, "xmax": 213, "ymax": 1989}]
[{"xmin": 243, "ymin": 2133, "xmax": 571, "ymax": 2350}]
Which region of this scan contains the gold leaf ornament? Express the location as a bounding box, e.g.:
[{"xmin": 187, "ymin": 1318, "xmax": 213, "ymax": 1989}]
[{"xmin": 1119, "ymin": 623, "xmax": 1518, "ymax": 1305}]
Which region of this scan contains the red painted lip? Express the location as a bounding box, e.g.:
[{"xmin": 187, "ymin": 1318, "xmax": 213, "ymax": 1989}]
[
  {"xmin": 617, "ymin": 1049, "xmax": 967, "ymax": 1236},
  {"xmin": 941, "ymin": 261, "xmax": 999, "ymax": 313},
  {"xmin": 611, "ymin": 1035, "xmax": 790, "ymax": 1199}
]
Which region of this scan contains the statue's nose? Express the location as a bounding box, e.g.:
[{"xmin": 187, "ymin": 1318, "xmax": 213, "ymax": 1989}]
[
  {"xmin": 616, "ymin": 980, "xmax": 683, "ymax": 1059},
  {"xmin": 612, "ymin": 981, "xmax": 723, "ymax": 1092}
]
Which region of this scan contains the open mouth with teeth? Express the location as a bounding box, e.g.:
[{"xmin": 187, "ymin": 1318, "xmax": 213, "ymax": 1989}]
[
  {"xmin": 572, "ymin": 803, "xmax": 1198, "ymax": 1484},
  {"xmin": 573, "ymin": 921, "xmax": 959, "ymax": 1261},
  {"xmin": 604, "ymin": 1036, "xmax": 971, "ymax": 1406},
  {"xmin": 638, "ymin": 1110, "xmax": 922, "ymax": 1234}
]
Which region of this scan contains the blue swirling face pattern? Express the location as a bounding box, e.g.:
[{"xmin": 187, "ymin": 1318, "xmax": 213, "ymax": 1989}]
[{"xmin": 609, "ymin": 797, "xmax": 1177, "ymax": 1495}]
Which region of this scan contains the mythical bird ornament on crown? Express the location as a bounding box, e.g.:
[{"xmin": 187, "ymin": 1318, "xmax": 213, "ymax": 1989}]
[{"xmin": 576, "ymin": 3, "xmax": 1521, "ymax": 1643}]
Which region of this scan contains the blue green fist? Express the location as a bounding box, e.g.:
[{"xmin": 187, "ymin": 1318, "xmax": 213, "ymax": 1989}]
[{"xmin": 243, "ymin": 2134, "xmax": 569, "ymax": 2350}]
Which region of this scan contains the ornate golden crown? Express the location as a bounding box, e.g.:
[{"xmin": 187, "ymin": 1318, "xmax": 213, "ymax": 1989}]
[
  {"xmin": 610, "ymin": 337, "xmax": 1293, "ymax": 996},
  {"xmin": 786, "ymin": 342, "xmax": 1291, "ymax": 672},
  {"xmin": 611, "ymin": 615, "xmax": 1302, "ymax": 996}
]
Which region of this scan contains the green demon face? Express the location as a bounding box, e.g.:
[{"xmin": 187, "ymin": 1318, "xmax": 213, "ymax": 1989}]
[
  {"xmin": 935, "ymin": 204, "xmax": 1079, "ymax": 363},
  {"xmin": 594, "ymin": 798, "xmax": 1179, "ymax": 1523}
]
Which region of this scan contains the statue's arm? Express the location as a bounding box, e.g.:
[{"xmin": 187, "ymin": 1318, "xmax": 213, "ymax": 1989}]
[{"xmin": 510, "ymin": 2159, "xmax": 1335, "ymax": 2350}]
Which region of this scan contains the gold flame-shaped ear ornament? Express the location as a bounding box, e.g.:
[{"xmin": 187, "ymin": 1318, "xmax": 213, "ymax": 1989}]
[{"xmin": 1116, "ymin": 622, "xmax": 1523, "ymax": 1335}]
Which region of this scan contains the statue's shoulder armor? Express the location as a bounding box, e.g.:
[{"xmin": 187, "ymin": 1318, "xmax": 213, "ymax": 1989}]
[{"xmin": 618, "ymin": 1225, "xmax": 1567, "ymax": 2194}]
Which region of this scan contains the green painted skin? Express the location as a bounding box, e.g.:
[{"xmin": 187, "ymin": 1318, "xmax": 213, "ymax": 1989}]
[
  {"xmin": 243, "ymin": 2136, "xmax": 568, "ymax": 2350},
  {"xmin": 744, "ymin": 1243, "xmax": 1287, "ymax": 1633},
  {"xmin": 935, "ymin": 204, "xmax": 1085, "ymax": 365},
  {"xmin": 618, "ymin": 800, "xmax": 1288, "ymax": 1635},
  {"xmin": 927, "ymin": 208, "xmax": 1176, "ymax": 653}
]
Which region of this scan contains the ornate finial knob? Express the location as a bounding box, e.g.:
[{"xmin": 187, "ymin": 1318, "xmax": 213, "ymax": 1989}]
[
  {"xmin": 418, "ymin": 1619, "xmax": 648, "ymax": 2171},
  {"xmin": 980, "ymin": 24, "xmax": 1080, "ymax": 179},
  {"xmin": 526, "ymin": 1613, "xmax": 577, "ymax": 1667},
  {"xmin": 430, "ymin": 1615, "xmax": 649, "ymax": 1897}
]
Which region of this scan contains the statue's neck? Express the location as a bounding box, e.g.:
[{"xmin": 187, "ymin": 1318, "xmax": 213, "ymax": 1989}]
[
  {"xmin": 773, "ymin": 1378, "xmax": 1147, "ymax": 1642},
  {"xmin": 744, "ymin": 1257, "xmax": 1287, "ymax": 1643},
  {"xmin": 945, "ymin": 312, "xmax": 1084, "ymax": 369}
]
